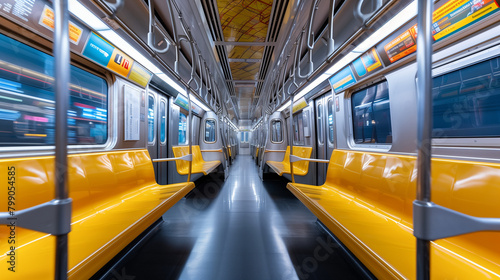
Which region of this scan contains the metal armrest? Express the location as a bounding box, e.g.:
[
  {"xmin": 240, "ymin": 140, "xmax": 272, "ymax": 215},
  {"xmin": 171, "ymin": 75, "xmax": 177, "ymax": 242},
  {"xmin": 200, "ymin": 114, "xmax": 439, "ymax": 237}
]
[
  {"xmin": 153, "ymin": 154, "xmax": 192, "ymax": 162},
  {"xmin": 265, "ymin": 150, "xmax": 287, "ymax": 153},
  {"xmin": 290, "ymin": 155, "xmax": 329, "ymax": 163},
  {"xmin": 201, "ymin": 149, "xmax": 223, "ymax": 152}
]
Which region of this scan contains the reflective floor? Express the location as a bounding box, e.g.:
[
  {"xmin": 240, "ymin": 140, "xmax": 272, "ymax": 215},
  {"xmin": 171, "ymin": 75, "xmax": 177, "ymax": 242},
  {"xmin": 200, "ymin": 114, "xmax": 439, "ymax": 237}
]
[{"xmin": 112, "ymin": 156, "xmax": 368, "ymax": 280}]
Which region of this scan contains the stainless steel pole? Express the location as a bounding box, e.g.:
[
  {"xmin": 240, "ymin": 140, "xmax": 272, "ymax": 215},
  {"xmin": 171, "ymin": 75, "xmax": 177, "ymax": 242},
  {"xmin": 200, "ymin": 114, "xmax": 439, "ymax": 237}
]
[
  {"xmin": 289, "ymin": 96, "xmax": 295, "ymax": 183},
  {"xmin": 416, "ymin": 0, "xmax": 434, "ymax": 278},
  {"xmin": 54, "ymin": 0, "xmax": 70, "ymax": 279},
  {"xmin": 187, "ymin": 90, "xmax": 193, "ymax": 182}
]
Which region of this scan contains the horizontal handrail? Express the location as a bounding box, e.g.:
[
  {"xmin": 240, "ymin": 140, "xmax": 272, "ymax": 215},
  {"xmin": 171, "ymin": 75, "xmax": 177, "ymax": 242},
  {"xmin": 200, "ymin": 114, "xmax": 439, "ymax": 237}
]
[
  {"xmin": 201, "ymin": 149, "xmax": 223, "ymax": 152},
  {"xmin": 265, "ymin": 149, "xmax": 287, "ymax": 153},
  {"xmin": 153, "ymin": 154, "xmax": 192, "ymax": 162},
  {"xmin": 290, "ymin": 155, "xmax": 329, "ymax": 163}
]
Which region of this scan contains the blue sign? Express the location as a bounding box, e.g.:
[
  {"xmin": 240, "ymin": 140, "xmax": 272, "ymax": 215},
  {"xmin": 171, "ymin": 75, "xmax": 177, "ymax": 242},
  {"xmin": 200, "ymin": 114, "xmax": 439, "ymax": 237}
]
[
  {"xmin": 352, "ymin": 57, "xmax": 367, "ymax": 77},
  {"xmin": 174, "ymin": 95, "xmax": 189, "ymax": 111},
  {"xmin": 328, "ymin": 66, "xmax": 357, "ymax": 93},
  {"xmin": 82, "ymin": 32, "xmax": 114, "ymax": 67}
]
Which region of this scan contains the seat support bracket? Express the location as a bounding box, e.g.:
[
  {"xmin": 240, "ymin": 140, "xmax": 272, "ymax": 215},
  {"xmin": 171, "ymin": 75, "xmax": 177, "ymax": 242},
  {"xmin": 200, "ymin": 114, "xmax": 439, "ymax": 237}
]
[
  {"xmin": 413, "ymin": 200, "xmax": 500, "ymax": 241},
  {"xmin": 0, "ymin": 198, "xmax": 72, "ymax": 235}
]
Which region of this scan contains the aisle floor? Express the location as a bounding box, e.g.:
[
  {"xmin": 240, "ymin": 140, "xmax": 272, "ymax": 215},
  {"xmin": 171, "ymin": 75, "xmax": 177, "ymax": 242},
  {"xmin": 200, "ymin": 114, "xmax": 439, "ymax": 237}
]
[{"xmin": 113, "ymin": 155, "xmax": 368, "ymax": 280}]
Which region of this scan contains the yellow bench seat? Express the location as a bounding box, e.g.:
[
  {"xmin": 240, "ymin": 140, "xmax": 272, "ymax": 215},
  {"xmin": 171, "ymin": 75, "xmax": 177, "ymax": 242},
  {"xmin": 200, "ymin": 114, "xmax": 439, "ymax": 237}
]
[
  {"xmin": 0, "ymin": 149, "xmax": 194, "ymax": 279},
  {"xmin": 172, "ymin": 145, "xmax": 221, "ymax": 175},
  {"xmin": 267, "ymin": 146, "xmax": 313, "ymax": 176},
  {"xmin": 287, "ymin": 149, "xmax": 500, "ymax": 279}
]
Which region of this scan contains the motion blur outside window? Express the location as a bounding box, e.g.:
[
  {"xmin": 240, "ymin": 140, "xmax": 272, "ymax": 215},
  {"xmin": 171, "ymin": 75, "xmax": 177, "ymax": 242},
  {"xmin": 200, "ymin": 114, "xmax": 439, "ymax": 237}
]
[
  {"xmin": 352, "ymin": 81, "xmax": 392, "ymax": 144},
  {"xmin": 0, "ymin": 33, "xmax": 108, "ymax": 146},
  {"xmin": 205, "ymin": 119, "xmax": 216, "ymax": 143},
  {"xmin": 178, "ymin": 112, "xmax": 187, "ymax": 145},
  {"xmin": 270, "ymin": 119, "xmax": 282, "ymax": 143},
  {"xmin": 148, "ymin": 95, "xmax": 155, "ymax": 143},
  {"xmin": 433, "ymin": 55, "xmax": 500, "ymax": 138}
]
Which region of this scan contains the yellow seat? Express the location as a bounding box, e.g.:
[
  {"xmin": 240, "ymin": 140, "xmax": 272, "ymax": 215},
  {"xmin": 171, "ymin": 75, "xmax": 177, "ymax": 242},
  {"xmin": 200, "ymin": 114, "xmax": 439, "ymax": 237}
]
[
  {"xmin": 172, "ymin": 145, "xmax": 221, "ymax": 175},
  {"xmin": 287, "ymin": 149, "xmax": 500, "ymax": 279},
  {"xmin": 0, "ymin": 150, "xmax": 194, "ymax": 279},
  {"xmin": 266, "ymin": 146, "xmax": 313, "ymax": 176}
]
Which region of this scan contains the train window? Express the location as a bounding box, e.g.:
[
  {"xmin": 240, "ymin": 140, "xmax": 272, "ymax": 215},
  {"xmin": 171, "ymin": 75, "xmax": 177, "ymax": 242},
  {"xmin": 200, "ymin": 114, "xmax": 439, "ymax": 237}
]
[
  {"xmin": 160, "ymin": 100, "xmax": 166, "ymax": 144},
  {"xmin": 148, "ymin": 95, "xmax": 155, "ymax": 144},
  {"xmin": 0, "ymin": 33, "xmax": 108, "ymax": 147},
  {"xmin": 178, "ymin": 112, "xmax": 187, "ymax": 145},
  {"xmin": 433, "ymin": 55, "xmax": 500, "ymax": 138},
  {"xmin": 205, "ymin": 119, "xmax": 216, "ymax": 143},
  {"xmin": 351, "ymin": 81, "xmax": 392, "ymax": 144},
  {"xmin": 317, "ymin": 103, "xmax": 324, "ymax": 144},
  {"xmin": 293, "ymin": 112, "xmax": 305, "ymax": 145},
  {"xmin": 328, "ymin": 99, "xmax": 334, "ymax": 144},
  {"xmin": 240, "ymin": 131, "xmax": 249, "ymax": 143},
  {"xmin": 270, "ymin": 119, "xmax": 283, "ymax": 143}
]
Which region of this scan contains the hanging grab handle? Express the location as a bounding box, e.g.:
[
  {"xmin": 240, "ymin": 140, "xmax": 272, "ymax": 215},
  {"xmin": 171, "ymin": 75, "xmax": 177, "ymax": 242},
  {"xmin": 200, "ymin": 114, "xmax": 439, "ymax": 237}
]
[
  {"xmin": 356, "ymin": 0, "xmax": 383, "ymax": 23},
  {"xmin": 297, "ymin": 0, "xmax": 319, "ymax": 79},
  {"xmin": 296, "ymin": 30, "xmax": 313, "ymax": 79},
  {"xmin": 103, "ymin": 0, "xmax": 124, "ymax": 18},
  {"xmin": 178, "ymin": 35, "xmax": 200, "ymax": 91},
  {"xmin": 147, "ymin": 0, "xmax": 172, "ymax": 54},
  {"xmin": 288, "ymin": 41, "xmax": 300, "ymax": 95}
]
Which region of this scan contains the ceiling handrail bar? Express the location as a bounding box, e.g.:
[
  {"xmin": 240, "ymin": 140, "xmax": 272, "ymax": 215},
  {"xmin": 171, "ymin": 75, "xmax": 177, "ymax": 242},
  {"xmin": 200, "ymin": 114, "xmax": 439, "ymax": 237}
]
[{"xmin": 327, "ymin": 0, "xmax": 335, "ymax": 56}]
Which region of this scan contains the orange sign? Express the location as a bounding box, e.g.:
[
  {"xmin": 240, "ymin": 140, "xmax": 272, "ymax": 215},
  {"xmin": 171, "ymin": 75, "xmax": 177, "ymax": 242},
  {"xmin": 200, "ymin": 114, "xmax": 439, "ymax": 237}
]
[
  {"xmin": 39, "ymin": 5, "xmax": 83, "ymax": 45},
  {"xmin": 384, "ymin": 24, "xmax": 418, "ymax": 63},
  {"xmin": 106, "ymin": 49, "xmax": 133, "ymax": 77}
]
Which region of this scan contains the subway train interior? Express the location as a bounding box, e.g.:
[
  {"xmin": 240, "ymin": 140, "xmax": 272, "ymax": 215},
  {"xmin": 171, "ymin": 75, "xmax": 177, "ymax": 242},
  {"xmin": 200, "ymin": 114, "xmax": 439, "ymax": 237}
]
[{"xmin": 0, "ymin": 0, "xmax": 500, "ymax": 279}]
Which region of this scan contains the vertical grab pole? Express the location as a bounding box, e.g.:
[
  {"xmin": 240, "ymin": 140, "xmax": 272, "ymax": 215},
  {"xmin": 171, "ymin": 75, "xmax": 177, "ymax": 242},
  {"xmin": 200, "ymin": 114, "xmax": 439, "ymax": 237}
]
[
  {"xmin": 54, "ymin": 0, "xmax": 70, "ymax": 279},
  {"xmin": 289, "ymin": 96, "xmax": 295, "ymax": 183},
  {"xmin": 415, "ymin": 0, "xmax": 434, "ymax": 279},
  {"xmin": 187, "ymin": 89, "xmax": 193, "ymax": 183}
]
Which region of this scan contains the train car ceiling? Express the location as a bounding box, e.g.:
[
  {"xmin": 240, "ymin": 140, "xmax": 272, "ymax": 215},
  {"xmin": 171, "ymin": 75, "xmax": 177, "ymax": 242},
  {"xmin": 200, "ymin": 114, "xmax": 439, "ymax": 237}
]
[{"xmin": 64, "ymin": 0, "xmax": 406, "ymax": 124}]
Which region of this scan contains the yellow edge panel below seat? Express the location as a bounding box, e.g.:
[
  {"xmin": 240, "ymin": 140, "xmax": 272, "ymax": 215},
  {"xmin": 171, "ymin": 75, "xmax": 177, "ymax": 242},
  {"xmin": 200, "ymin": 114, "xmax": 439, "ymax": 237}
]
[
  {"xmin": 287, "ymin": 149, "xmax": 500, "ymax": 280},
  {"xmin": 266, "ymin": 146, "xmax": 313, "ymax": 176},
  {"xmin": 0, "ymin": 150, "xmax": 194, "ymax": 279},
  {"xmin": 172, "ymin": 145, "xmax": 221, "ymax": 175}
]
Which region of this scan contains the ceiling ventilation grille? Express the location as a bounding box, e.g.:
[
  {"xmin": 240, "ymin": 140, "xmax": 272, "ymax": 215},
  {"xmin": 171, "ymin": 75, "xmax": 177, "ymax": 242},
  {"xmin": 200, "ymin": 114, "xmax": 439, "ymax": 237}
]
[
  {"xmin": 201, "ymin": 0, "xmax": 235, "ymax": 96},
  {"xmin": 255, "ymin": 0, "xmax": 289, "ymax": 99}
]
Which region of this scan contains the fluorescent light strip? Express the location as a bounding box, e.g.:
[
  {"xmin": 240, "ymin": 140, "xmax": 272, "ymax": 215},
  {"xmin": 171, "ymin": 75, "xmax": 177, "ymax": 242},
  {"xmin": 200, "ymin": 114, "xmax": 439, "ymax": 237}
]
[
  {"xmin": 277, "ymin": 100, "xmax": 291, "ymax": 112},
  {"xmin": 68, "ymin": 0, "xmax": 186, "ymax": 95},
  {"xmin": 190, "ymin": 96, "xmax": 211, "ymax": 111},
  {"xmin": 287, "ymin": 0, "xmax": 417, "ymax": 108}
]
